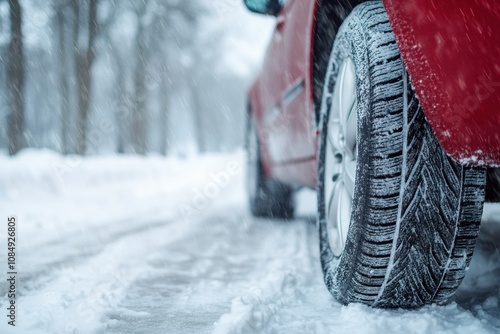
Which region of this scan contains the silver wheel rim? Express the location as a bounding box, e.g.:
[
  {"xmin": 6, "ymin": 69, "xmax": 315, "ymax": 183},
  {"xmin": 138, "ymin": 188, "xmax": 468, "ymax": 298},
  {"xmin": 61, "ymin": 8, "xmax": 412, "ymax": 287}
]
[
  {"xmin": 324, "ymin": 58, "xmax": 358, "ymax": 257},
  {"xmin": 247, "ymin": 121, "xmax": 259, "ymax": 201}
]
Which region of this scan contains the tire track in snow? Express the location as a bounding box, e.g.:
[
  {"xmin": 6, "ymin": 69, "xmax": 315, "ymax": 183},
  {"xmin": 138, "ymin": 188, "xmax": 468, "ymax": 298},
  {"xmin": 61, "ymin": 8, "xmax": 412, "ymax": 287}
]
[
  {"xmin": 1, "ymin": 218, "xmax": 177, "ymax": 301},
  {"xmin": 102, "ymin": 207, "xmax": 323, "ymax": 334},
  {"xmin": 1, "ymin": 215, "xmax": 193, "ymax": 334}
]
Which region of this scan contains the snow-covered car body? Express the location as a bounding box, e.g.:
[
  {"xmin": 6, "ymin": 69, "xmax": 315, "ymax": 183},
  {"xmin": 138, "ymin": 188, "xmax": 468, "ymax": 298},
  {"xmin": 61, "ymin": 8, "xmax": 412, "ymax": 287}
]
[
  {"xmin": 384, "ymin": 0, "xmax": 500, "ymax": 166},
  {"xmin": 246, "ymin": 0, "xmax": 500, "ymax": 191}
]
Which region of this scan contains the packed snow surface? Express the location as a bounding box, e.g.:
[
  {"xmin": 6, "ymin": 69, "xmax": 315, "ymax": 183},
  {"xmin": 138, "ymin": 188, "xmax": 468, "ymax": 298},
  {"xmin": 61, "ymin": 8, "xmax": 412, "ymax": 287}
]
[{"xmin": 0, "ymin": 150, "xmax": 499, "ymax": 333}]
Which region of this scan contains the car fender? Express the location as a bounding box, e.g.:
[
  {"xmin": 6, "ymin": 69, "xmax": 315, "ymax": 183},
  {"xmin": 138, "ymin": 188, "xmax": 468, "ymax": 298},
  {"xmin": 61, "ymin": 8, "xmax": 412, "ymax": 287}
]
[{"xmin": 383, "ymin": 0, "xmax": 500, "ymax": 167}]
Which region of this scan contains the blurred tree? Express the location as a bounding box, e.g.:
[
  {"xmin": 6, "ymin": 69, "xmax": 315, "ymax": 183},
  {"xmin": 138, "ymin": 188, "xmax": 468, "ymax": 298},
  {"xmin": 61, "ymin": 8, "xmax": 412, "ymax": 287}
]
[
  {"xmin": 187, "ymin": 24, "xmax": 224, "ymax": 153},
  {"xmin": 71, "ymin": 0, "xmax": 99, "ymax": 155},
  {"xmin": 190, "ymin": 74, "xmax": 206, "ymax": 153},
  {"xmin": 98, "ymin": 0, "xmax": 130, "ymax": 154},
  {"xmin": 56, "ymin": 1, "xmax": 71, "ymax": 154},
  {"xmin": 7, "ymin": 0, "xmax": 25, "ymax": 155},
  {"xmin": 103, "ymin": 28, "xmax": 129, "ymax": 154},
  {"xmin": 131, "ymin": 0, "xmax": 148, "ymax": 155},
  {"xmin": 158, "ymin": 57, "xmax": 170, "ymax": 156},
  {"xmin": 1, "ymin": 0, "xmax": 238, "ymax": 155},
  {"xmin": 129, "ymin": 0, "xmax": 203, "ymax": 155}
]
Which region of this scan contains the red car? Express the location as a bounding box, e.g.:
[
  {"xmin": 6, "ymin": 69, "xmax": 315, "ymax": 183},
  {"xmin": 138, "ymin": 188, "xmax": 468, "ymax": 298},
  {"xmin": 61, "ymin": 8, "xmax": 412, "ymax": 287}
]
[{"xmin": 244, "ymin": 0, "xmax": 500, "ymax": 307}]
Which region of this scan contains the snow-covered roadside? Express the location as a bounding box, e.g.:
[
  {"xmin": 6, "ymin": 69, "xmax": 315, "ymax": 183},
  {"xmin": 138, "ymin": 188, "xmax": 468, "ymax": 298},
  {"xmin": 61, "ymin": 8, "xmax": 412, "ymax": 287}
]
[
  {"xmin": 0, "ymin": 149, "xmax": 244, "ymax": 248},
  {"xmin": 0, "ymin": 149, "xmax": 245, "ymax": 333},
  {"xmin": 0, "ymin": 150, "xmax": 499, "ymax": 334}
]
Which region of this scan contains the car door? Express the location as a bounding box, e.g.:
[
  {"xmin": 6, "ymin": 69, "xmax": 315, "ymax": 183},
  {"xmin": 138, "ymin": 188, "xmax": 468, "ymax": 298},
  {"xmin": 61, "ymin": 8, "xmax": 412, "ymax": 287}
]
[
  {"xmin": 257, "ymin": 5, "xmax": 287, "ymax": 164},
  {"xmin": 264, "ymin": 0, "xmax": 317, "ymax": 163}
]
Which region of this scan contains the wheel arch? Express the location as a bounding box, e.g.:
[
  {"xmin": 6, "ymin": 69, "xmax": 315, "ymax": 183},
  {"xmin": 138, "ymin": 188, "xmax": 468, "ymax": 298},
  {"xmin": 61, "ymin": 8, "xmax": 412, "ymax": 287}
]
[
  {"xmin": 486, "ymin": 168, "xmax": 500, "ymax": 202},
  {"xmin": 246, "ymin": 82, "xmax": 274, "ymax": 177},
  {"xmin": 312, "ymin": 0, "xmax": 365, "ymax": 126}
]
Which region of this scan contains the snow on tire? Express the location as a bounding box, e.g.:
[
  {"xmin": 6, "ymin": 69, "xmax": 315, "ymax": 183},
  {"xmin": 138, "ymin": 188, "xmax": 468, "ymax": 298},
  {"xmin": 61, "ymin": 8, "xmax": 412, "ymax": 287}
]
[{"xmin": 317, "ymin": 1, "xmax": 487, "ymax": 308}]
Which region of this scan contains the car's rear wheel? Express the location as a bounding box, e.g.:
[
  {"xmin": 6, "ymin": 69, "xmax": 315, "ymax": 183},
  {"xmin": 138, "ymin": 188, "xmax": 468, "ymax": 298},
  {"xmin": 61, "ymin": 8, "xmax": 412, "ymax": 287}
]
[
  {"xmin": 246, "ymin": 111, "xmax": 294, "ymax": 219},
  {"xmin": 317, "ymin": 1, "xmax": 487, "ymax": 307}
]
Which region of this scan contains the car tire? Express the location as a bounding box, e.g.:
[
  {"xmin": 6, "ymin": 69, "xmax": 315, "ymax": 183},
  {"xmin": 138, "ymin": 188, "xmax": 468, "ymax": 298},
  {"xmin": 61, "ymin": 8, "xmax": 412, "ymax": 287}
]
[
  {"xmin": 317, "ymin": 1, "xmax": 487, "ymax": 307},
  {"xmin": 246, "ymin": 111, "xmax": 294, "ymax": 219}
]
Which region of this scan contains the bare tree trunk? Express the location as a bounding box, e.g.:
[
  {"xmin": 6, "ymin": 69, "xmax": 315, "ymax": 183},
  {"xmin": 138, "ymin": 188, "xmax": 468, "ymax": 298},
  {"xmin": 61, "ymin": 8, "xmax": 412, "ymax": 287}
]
[
  {"xmin": 159, "ymin": 65, "xmax": 170, "ymax": 156},
  {"xmin": 132, "ymin": 22, "xmax": 148, "ymax": 155},
  {"xmin": 57, "ymin": 6, "xmax": 70, "ymax": 155},
  {"xmin": 69, "ymin": 0, "xmax": 80, "ymax": 155},
  {"xmin": 7, "ymin": 0, "xmax": 25, "ymax": 155},
  {"xmin": 99, "ymin": 16, "xmax": 127, "ymax": 154},
  {"xmin": 191, "ymin": 85, "xmax": 207, "ymax": 154},
  {"xmin": 115, "ymin": 64, "xmax": 127, "ymax": 154},
  {"xmin": 75, "ymin": 0, "xmax": 98, "ymax": 155},
  {"xmin": 114, "ymin": 55, "xmax": 129, "ymax": 154}
]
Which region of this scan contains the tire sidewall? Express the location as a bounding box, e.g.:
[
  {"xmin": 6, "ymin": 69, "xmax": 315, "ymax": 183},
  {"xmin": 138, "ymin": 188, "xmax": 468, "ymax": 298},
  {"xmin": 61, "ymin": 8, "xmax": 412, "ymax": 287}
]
[{"xmin": 317, "ymin": 7, "xmax": 381, "ymax": 303}]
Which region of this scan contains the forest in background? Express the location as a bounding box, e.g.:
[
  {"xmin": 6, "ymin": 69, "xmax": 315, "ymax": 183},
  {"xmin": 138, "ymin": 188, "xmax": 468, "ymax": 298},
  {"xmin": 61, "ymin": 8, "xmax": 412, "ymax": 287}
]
[{"xmin": 0, "ymin": 0, "xmax": 269, "ymax": 156}]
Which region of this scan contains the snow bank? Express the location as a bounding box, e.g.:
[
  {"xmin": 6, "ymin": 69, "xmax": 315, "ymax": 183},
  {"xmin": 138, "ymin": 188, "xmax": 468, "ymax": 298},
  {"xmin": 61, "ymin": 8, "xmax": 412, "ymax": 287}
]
[
  {"xmin": 0, "ymin": 149, "xmax": 244, "ymax": 239},
  {"xmin": 0, "ymin": 149, "xmax": 245, "ymax": 333}
]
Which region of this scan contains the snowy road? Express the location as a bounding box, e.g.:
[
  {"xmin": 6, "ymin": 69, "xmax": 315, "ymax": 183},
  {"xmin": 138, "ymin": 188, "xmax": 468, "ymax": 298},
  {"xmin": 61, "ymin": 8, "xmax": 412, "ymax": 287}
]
[{"xmin": 1, "ymin": 151, "xmax": 500, "ymax": 333}]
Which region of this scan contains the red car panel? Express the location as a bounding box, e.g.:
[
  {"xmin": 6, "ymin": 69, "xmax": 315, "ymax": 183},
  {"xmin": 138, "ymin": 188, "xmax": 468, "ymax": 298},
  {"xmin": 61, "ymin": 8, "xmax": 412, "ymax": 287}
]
[
  {"xmin": 251, "ymin": 0, "xmax": 316, "ymax": 165},
  {"xmin": 383, "ymin": 0, "xmax": 500, "ymax": 166}
]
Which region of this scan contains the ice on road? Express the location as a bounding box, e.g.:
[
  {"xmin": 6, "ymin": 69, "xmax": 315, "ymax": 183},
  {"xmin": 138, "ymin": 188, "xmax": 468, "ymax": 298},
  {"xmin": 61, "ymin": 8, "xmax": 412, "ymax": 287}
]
[{"xmin": 0, "ymin": 150, "xmax": 499, "ymax": 334}]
